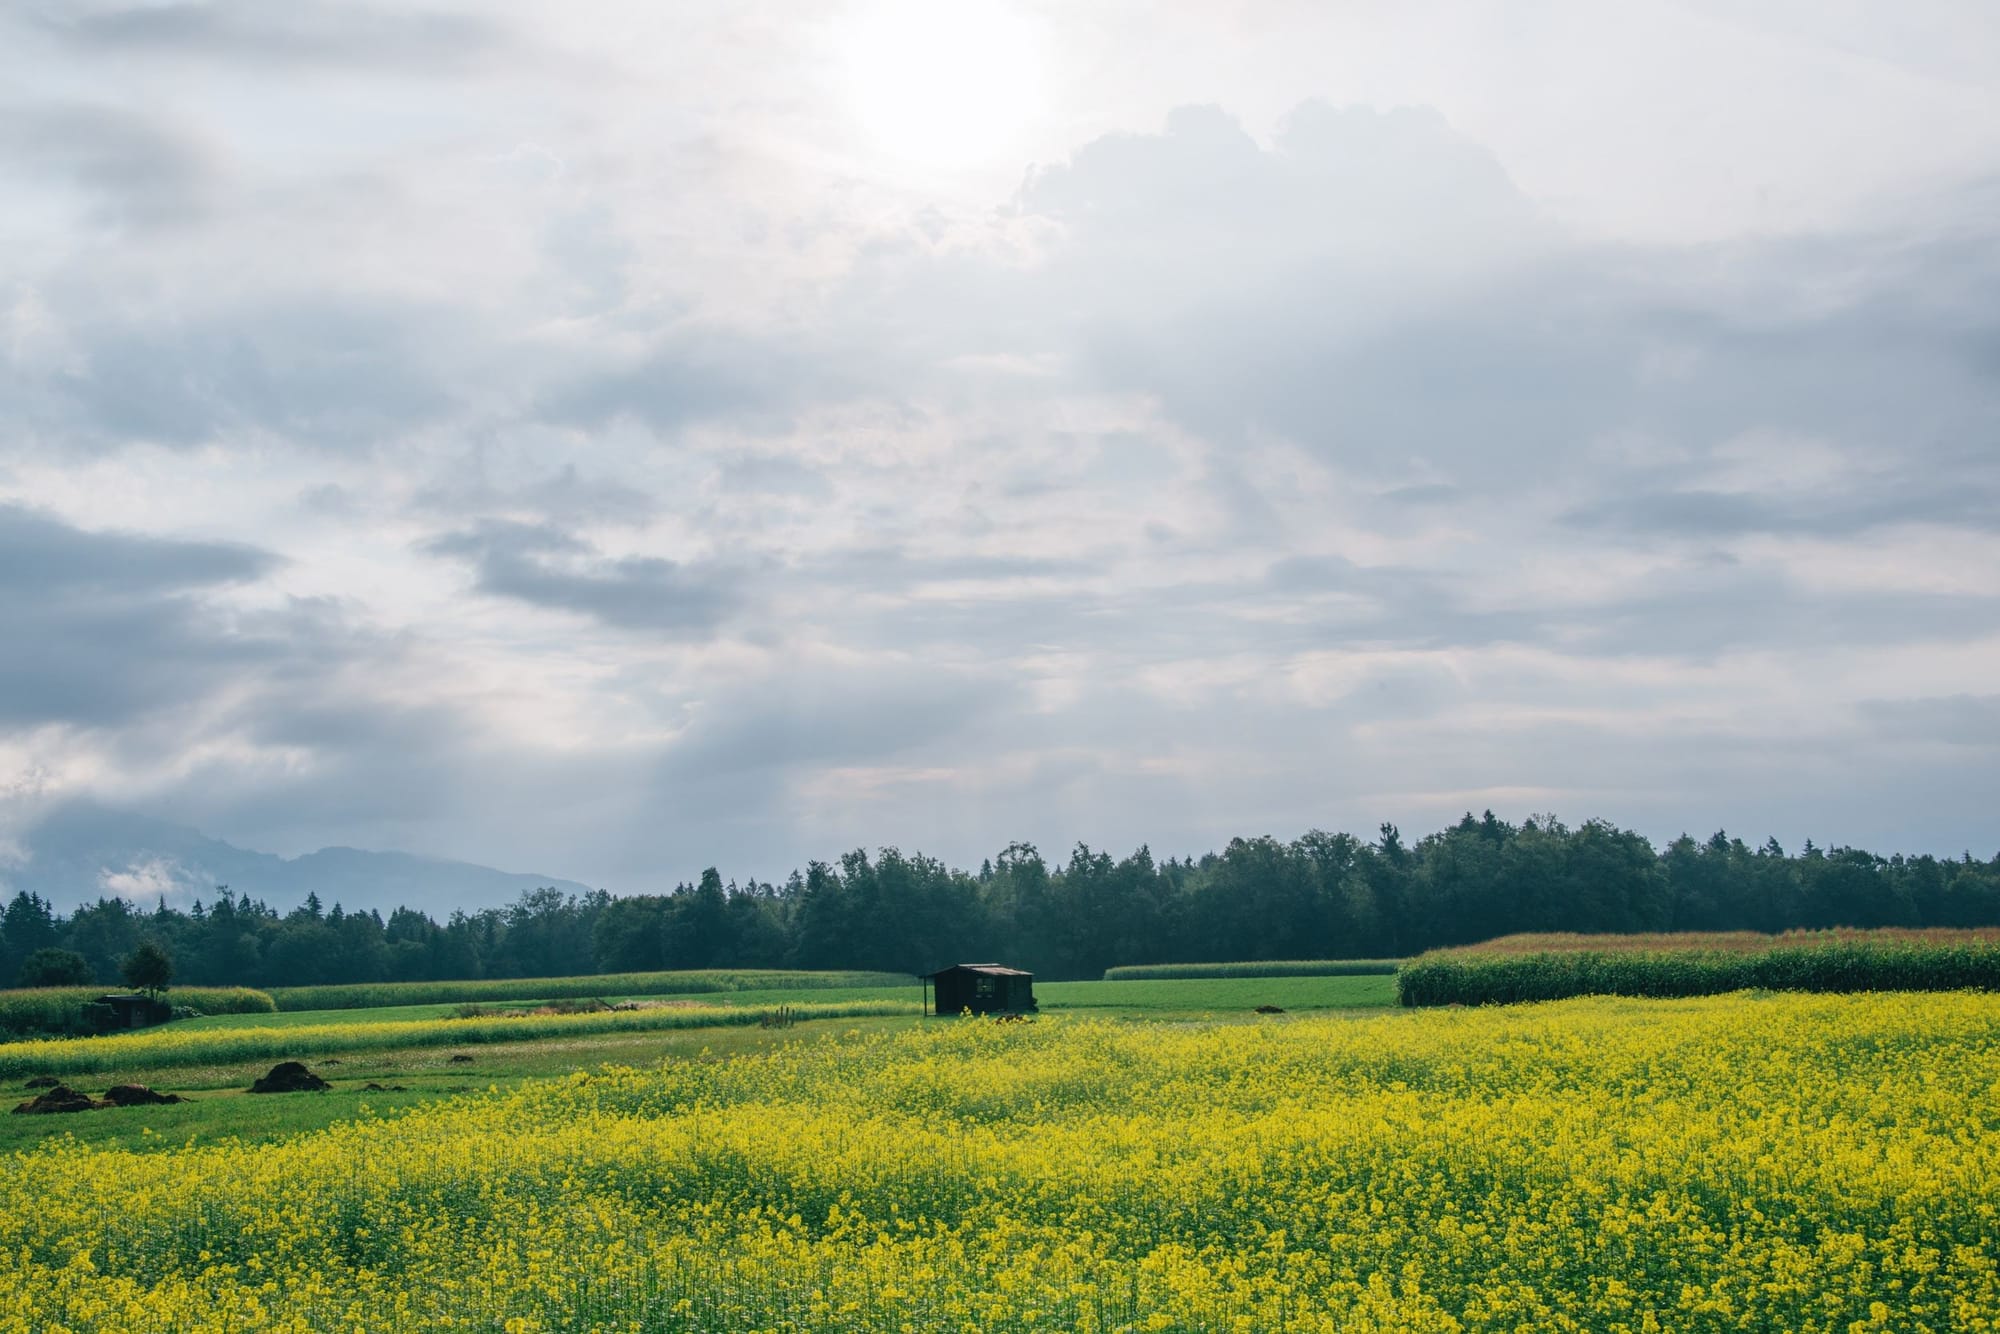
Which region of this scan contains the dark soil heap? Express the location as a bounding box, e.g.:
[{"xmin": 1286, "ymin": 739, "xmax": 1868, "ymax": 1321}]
[
  {"xmin": 21, "ymin": 1075, "xmax": 59, "ymax": 1090},
  {"xmin": 249, "ymin": 1061, "xmax": 330, "ymax": 1094},
  {"xmin": 104, "ymin": 1084, "xmax": 185, "ymax": 1106},
  {"xmin": 12, "ymin": 1084, "xmax": 106, "ymax": 1115},
  {"xmin": 1254, "ymin": 1004, "xmax": 1286, "ymax": 1014}
]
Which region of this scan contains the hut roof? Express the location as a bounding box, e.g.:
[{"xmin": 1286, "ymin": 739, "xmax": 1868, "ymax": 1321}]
[{"xmin": 923, "ymin": 962, "xmax": 1032, "ymax": 978}]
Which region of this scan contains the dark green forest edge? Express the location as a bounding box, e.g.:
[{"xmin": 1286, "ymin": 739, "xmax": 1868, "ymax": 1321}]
[{"xmin": 5, "ymin": 812, "xmax": 1999, "ymax": 994}]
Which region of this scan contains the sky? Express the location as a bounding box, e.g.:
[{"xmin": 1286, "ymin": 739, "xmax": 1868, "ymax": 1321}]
[{"xmin": 2, "ymin": 0, "xmax": 1998, "ymax": 897}]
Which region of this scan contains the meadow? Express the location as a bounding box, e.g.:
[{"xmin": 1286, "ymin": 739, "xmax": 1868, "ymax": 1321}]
[
  {"xmin": 267, "ymin": 969, "xmax": 912, "ymax": 1011},
  {"xmin": 0, "ymin": 996, "xmax": 920, "ymax": 1081},
  {"xmin": 1100, "ymin": 960, "xmax": 1399, "ymax": 980},
  {"xmin": 2, "ymin": 991, "xmax": 1996, "ymax": 1331}
]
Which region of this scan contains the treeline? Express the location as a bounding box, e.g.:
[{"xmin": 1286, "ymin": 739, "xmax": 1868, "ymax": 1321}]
[{"xmin": 4, "ymin": 813, "xmax": 1999, "ymax": 988}]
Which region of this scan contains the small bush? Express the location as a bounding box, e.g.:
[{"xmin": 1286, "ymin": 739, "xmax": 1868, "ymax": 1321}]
[{"xmin": 1102, "ymin": 960, "xmax": 1400, "ymax": 981}]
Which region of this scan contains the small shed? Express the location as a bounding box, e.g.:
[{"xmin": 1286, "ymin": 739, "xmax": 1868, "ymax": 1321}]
[
  {"xmin": 87, "ymin": 994, "xmax": 170, "ymax": 1032},
  {"xmin": 924, "ymin": 963, "xmax": 1035, "ymax": 1016}
]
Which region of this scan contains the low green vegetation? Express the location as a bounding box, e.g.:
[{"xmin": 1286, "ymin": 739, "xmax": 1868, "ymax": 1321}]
[
  {"xmin": 1101, "ymin": 959, "xmax": 1398, "ymax": 980},
  {"xmin": 0, "ymin": 997, "xmax": 918, "ymax": 1080},
  {"xmin": 267, "ymin": 968, "xmax": 913, "ymax": 1011},
  {"xmin": 1398, "ymin": 928, "xmax": 2000, "ymax": 1006},
  {"xmin": 0, "ymin": 985, "xmax": 275, "ymax": 1038},
  {"xmin": 1040, "ymin": 975, "xmax": 1394, "ymax": 1012},
  {"xmin": 185, "ymin": 981, "xmax": 922, "ymax": 1030}
]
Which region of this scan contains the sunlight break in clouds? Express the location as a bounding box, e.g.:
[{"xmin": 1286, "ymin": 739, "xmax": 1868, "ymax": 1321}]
[{"xmin": 837, "ymin": 0, "xmax": 1046, "ymax": 169}]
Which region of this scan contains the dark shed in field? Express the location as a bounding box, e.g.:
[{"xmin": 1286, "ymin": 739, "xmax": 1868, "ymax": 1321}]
[
  {"xmin": 924, "ymin": 963, "xmax": 1035, "ymax": 1016},
  {"xmin": 88, "ymin": 994, "xmax": 169, "ymax": 1032}
]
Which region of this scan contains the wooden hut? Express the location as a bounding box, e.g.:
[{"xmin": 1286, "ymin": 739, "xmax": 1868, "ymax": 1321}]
[
  {"xmin": 923, "ymin": 963, "xmax": 1035, "ymax": 1016},
  {"xmin": 86, "ymin": 994, "xmax": 170, "ymax": 1032}
]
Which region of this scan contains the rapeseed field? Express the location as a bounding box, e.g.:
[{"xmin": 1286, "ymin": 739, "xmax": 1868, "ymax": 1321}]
[{"xmin": 3, "ymin": 992, "xmax": 1996, "ymax": 1332}]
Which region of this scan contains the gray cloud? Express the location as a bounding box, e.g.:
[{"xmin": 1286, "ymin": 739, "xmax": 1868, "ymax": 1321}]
[
  {"xmin": 413, "ymin": 465, "xmax": 660, "ymax": 528},
  {"xmin": 35, "ymin": 0, "xmax": 504, "ymax": 70},
  {"xmin": 16, "ymin": 299, "xmax": 462, "ymax": 451},
  {"xmin": 1857, "ymin": 694, "xmax": 2000, "ymax": 747},
  {"xmin": 427, "ymin": 521, "xmax": 740, "ymax": 635},
  {"xmin": 0, "ymin": 504, "xmax": 277, "ymax": 727},
  {"xmin": 0, "ymin": 102, "xmax": 213, "ymax": 226}
]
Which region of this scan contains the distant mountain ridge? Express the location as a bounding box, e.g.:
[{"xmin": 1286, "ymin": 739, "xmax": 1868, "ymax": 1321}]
[{"xmin": 3, "ymin": 803, "xmax": 594, "ymax": 915}]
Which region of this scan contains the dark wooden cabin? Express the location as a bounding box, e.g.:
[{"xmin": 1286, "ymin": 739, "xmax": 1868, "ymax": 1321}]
[
  {"xmin": 86, "ymin": 994, "xmax": 170, "ymax": 1032},
  {"xmin": 923, "ymin": 963, "xmax": 1035, "ymax": 1016}
]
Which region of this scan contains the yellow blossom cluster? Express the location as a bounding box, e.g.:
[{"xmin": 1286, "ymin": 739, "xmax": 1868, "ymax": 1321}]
[{"xmin": 2, "ymin": 992, "xmax": 1997, "ymax": 1332}]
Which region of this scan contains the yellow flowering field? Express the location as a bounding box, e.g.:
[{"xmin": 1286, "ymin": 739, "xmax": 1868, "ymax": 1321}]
[{"xmin": 3, "ymin": 992, "xmax": 1997, "ymax": 1333}]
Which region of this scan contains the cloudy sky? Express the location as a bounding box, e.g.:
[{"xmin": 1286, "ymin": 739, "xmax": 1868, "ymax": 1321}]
[{"xmin": 3, "ymin": 0, "xmax": 1998, "ymax": 894}]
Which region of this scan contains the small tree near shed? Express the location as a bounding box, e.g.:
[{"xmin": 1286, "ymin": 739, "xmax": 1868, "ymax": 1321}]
[{"xmin": 121, "ymin": 941, "xmax": 174, "ymax": 998}]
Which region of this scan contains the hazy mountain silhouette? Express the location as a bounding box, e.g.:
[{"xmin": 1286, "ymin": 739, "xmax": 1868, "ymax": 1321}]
[{"xmin": 5, "ymin": 802, "xmax": 593, "ymax": 914}]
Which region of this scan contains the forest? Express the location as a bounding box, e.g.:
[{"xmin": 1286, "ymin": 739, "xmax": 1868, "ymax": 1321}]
[{"xmin": 5, "ymin": 812, "xmax": 1999, "ymax": 988}]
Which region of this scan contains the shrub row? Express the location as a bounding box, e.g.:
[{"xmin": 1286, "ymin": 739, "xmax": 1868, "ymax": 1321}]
[
  {"xmin": 0, "ymin": 986, "xmax": 277, "ymax": 1038},
  {"xmin": 1102, "ymin": 960, "xmax": 1400, "ymax": 981},
  {"xmin": 1397, "ymin": 941, "xmax": 2000, "ymax": 1007},
  {"xmin": 1435, "ymin": 926, "xmax": 2000, "ymax": 956},
  {"xmin": 268, "ymin": 968, "xmax": 914, "ymax": 1012}
]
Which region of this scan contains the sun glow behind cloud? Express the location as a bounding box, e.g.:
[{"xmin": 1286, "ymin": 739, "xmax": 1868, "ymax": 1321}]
[{"xmin": 836, "ymin": 0, "xmax": 1044, "ymax": 170}]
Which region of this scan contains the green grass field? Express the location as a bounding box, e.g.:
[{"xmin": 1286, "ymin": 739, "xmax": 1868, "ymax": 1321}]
[{"xmin": 1037, "ymin": 974, "xmax": 1394, "ymax": 1011}]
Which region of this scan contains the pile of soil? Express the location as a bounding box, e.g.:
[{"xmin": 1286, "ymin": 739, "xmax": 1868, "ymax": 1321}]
[
  {"xmin": 12, "ymin": 1084, "xmax": 105, "ymax": 1115},
  {"xmin": 248, "ymin": 1061, "xmax": 330, "ymax": 1094},
  {"xmin": 447, "ymin": 1053, "xmax": 475, "ymax": 1064},
  {"xmin": 22, "ymin": 1075, "xmax": 59, "ymax": 1090},
  {"xmin": 1254, "ymin": 1005, "xmax": 1286, "ymax": 1014},
  {"xmin": 104, "ymin": 1084, "xmax": 185, "ymax": 1107},
  {"xmin": 362, "ymin": 1082, "xmax": 410, "ymax": 1092}
]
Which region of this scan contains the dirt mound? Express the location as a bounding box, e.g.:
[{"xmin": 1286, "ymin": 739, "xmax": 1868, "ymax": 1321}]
[
  {"xmin": 1254, "ymin": 1005, "xmax": 1286, "ymax": 1014},
  {"xmin": 362, "ymin": 1082, "xmax": 410, "ymax": 1092},
  {"xmin": 248, "ymin": 1061, "xmax": 330, "ymax": 1094},
  {"xmin": 12, "ymin": 1084, "xmax": 105, "ymax": 1115},
  {"xmin": 103, "ymin": 1084, "xmax": 185, "ymax": 1107},
  {"xmin": 21, "ymin": 1075, "xmax": 59, "ymax": 1090},
  {"xmin": 447, "ymin": 1053, "xmax": 474, "ymax": 1064}
]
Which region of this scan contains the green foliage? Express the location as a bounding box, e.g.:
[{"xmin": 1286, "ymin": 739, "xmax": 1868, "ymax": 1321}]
[
  {"xmin": 1101, "ymin": 959, "xmax": 1400, "ymax": 980},
  {"xmin": 15, "ymin": 947, "xmax": 93, "ymax": 988},
  {"xmin": 120, "ymin": 941, "xmax": 174, "ymax": 995},
  {"xmin": 1398, "ymin": 933, "xmax": 2000, "ymax": 1006},
  {"xmin": 0, "ymin": 985, "xmax": 275, "ymax": 1038},
  {"xmin": 267, "ymin": 968, "xmax": 913, "ymax": 1012}
]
